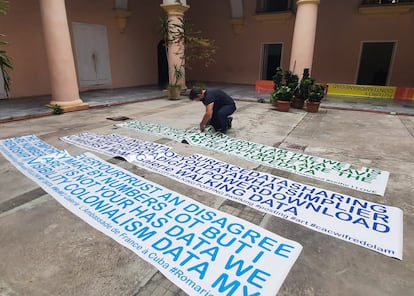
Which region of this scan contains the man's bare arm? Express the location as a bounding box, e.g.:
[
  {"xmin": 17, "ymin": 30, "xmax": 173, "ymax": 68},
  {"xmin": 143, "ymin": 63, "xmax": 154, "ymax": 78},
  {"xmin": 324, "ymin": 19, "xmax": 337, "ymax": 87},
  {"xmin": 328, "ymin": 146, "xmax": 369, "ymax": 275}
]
[{"xmin": 200, "ymin": 102, "xmax": 214, "ymax": 131}]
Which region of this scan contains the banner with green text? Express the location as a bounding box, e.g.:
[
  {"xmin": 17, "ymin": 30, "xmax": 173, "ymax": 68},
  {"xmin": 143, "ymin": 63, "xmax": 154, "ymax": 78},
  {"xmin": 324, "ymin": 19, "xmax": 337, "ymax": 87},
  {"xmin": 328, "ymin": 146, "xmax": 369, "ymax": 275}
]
[
  {"xmin": 117, "ymin": 121, "xmax": 389, "ymax": 196},
  {"xmin": 60, "ymin": 132, "xmax": 403, "ymax": 259}
]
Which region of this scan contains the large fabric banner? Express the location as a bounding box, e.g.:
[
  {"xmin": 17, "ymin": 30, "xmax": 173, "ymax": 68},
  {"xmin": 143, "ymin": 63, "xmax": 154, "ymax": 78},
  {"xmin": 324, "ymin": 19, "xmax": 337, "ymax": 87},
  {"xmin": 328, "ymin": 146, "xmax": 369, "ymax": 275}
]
[
  {"xmin": 0, "ymin": 135, "xmax": 303, "ymax": 296},
  {"xmin": 117, "ymin": 120, "xmax": 389, "ymax": 196},
  {"xmin": 60, "ymin": 132, "xmax": 403, "ymax": 260}
]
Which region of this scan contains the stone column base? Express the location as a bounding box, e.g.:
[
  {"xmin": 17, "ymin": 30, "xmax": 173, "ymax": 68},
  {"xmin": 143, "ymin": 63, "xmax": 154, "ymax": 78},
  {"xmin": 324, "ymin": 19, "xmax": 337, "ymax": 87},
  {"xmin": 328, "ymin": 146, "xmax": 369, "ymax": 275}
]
[{"xmin": 47, "ymin": 99, "xmax": 89, "ymax": 112}]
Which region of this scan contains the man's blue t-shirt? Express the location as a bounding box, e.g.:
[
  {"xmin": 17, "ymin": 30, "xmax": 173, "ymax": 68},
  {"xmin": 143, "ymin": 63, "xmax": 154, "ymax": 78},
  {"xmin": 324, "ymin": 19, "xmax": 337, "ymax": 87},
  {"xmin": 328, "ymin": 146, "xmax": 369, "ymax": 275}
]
[{"xmin": 202, "ymin": 89, "xmax": 235, "ymax": 111}]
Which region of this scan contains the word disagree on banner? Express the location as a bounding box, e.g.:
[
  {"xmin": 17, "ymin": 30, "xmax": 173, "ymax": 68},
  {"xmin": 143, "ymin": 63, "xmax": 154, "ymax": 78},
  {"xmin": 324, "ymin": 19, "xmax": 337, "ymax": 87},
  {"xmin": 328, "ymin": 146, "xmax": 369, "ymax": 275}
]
[
  {"xmin": 0, "ymin": 135, "xmax": 303, "ymax": 296},
  {"xmin": 59, "ymin": 132, "xmax": 403, "ymax": 259}
]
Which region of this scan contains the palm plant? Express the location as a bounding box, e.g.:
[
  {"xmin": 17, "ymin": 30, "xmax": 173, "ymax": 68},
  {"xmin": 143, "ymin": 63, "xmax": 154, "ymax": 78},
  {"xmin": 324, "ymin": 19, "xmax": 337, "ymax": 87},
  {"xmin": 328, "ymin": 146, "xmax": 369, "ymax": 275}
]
[
  {"xmin": 160, "ymin": 13, "xmax": 217, "ymax": 88},
  {"xmin": 0, "ymin": 0, "xmax": 12, "ymax": 97}
]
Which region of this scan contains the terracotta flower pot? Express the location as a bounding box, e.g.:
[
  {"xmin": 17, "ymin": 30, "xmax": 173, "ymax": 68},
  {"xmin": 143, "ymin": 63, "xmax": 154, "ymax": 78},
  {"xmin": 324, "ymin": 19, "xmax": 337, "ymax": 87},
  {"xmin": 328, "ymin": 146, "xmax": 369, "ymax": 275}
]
[
  {"xmin": 306, "ymin": 101, "xmax": 320, "ymax": 113},
  {"xmin": 167, "ymin": 85, "xmax": 181, "ymax": 100},
  {"xmin": 277, "ymin": 100, "xmax": 291, "ymax": 112},
  {"xmin": 291, "ymin": 98, "xmax": 305, "ymax": 109}
]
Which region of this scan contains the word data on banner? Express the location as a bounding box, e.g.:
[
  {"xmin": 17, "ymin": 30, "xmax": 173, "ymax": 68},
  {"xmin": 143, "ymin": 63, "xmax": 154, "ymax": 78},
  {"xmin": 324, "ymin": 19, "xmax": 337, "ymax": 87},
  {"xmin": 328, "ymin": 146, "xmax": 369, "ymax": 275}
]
[
  {"xmin": 0, "ymin": 135, "xmax": 303, "ymax": 296},
  {"xmin": 117, "ymin": 120, "xmax": 389, "ymax": 196},
  {"xmin": 59, "ymin": 132, "xmax": 403, "ymax": 260}
]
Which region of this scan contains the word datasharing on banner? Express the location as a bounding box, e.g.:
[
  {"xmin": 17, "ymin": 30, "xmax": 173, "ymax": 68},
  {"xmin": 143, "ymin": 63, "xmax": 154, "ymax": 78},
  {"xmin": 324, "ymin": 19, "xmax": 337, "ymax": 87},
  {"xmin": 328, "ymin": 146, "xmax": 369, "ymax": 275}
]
[
  {"xmin": 1, "ymin": 138, "xmax": 303, "ymax": 296},
  {"xmin": 59, "ymin": 132, "xmax": 403, "ymax": 259},
  {"xmin": 117, "ymin": 120, "xmax": 389, "ymax": 196},
  {"xmin": 128, "ymin": 152, "xmax": 403, "ymax": 260}
]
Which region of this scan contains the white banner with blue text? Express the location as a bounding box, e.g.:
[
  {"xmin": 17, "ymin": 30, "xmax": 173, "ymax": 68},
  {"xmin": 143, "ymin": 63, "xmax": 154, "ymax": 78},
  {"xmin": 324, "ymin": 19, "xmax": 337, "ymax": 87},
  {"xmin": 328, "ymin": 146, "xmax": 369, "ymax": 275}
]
[
  {"xmin": 117, "ymin": 120, "xmax": 389, "ymax": 196},
  {"xmin": 0, "ymin": 135, "xmax": 303, "ymax": 296},
  {"xmin": 60, "ymin": 132, "xmax": 403, "ymax": 260}
]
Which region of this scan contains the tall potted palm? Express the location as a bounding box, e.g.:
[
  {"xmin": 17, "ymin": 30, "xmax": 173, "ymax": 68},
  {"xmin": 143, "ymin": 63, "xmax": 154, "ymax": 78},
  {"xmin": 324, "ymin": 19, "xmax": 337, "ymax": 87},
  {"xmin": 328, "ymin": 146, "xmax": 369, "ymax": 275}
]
[
  {"xmin": 160, "ymin": 14, "xmax": 184, "ymax": 100},
  {"xmin": 0, "ymin": 0, "xmax": 12, "ymax": 98},
  {"xmin": 160, "ymin": 13, "xmax": 217, "ymax": 100}
]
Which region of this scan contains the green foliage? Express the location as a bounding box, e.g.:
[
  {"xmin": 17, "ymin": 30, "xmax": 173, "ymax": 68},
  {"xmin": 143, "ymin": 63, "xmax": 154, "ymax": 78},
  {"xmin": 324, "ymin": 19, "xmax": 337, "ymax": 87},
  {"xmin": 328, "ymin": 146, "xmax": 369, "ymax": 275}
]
[
  {"xmin": 308, "ymin": 84, "xmax": 325, "ymax": 102},
  {"xmin": 284, "ymin": 70, "xmax": 299, "ymax": 89},
  {"xmin": 271, "ymin": 67, "xmax": 298, "ymax": 102},
  {"xmin": 160, "ymin": 13, "xmax": 217, "ymax": 87},
  {"xmin": 171, "ymin": 64, "xmax": 183, "ymax": 86},
  {"xmin": 0, "ymin": 0, "xmax": 9, "ymax": 15},
  {"xmin": 296, "ymin": 68, "xmax": 313, "ymax": 101},
  {"xmin": 52, "ymin": 104, "xmax": 63, "ymax": 115},
  {"xmin": 272, "ymin": 67, "xmax": 284, "ymax": 90},
  {"xmin": 271, "ymin": 85, "xmax": 293, "ymax": 102},
  {"xmin": 0, "ymin": 0, "xmax": 12, "ymax": 98}
]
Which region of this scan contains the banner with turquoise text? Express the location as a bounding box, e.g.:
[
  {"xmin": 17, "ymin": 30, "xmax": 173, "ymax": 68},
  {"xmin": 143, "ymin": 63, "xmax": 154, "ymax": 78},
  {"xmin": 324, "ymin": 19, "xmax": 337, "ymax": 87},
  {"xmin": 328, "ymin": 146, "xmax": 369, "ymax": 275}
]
[
  {"xmin": 0, "ymin": 135, "xmax": 303, "ymax": 296},
  {"xmin": 60, "ymin": 132, "xmax": 403, "ymax": 260}
]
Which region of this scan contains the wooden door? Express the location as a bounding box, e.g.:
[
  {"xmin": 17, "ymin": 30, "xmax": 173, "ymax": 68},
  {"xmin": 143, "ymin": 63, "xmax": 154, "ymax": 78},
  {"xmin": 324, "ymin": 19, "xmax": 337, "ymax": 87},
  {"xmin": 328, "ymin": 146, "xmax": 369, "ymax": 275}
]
[{"xmin": 72, "ymin": 22, "xmax": 112, "ymax": 87}]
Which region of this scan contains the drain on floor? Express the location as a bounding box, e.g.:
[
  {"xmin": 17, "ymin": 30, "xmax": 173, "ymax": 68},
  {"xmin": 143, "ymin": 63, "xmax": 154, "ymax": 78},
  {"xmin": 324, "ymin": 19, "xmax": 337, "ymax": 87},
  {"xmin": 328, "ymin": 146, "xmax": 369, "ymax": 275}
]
[{"xmin": 106, "ymin": 116, "xmax": 131, "ymax": 121}]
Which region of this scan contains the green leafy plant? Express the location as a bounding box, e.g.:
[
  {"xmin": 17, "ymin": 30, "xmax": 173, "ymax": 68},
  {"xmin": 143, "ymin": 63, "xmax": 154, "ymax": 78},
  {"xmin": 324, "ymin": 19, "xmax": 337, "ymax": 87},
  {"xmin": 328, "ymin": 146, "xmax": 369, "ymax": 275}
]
[
  {"xmin": 308, "ymin": 84, "xmax": 325, "ymax": 102},
  {"xmin": 271, "ymin": 85, "xmax": 293, "ymax": 102},
  {"xmin": 270, "ymin": 67, "xmax": 298, "ymax": 102},
  {"xmin": 0, "ymin": 0, "xmax": 12, "ymax": 98},
  {"xmin": 297, "ymin": 68, "xmax": 314, "ymax": 101},
  {"xmin": 160, "ymin": 12, "xmax": 217, "ymax": 88},
  {"xmin": 284, "ymin": 70, "xmax": 299, "ymax": 93},
  {"xmin": 52, "ymin": 104, "xmax": 63, "ymax": 115},
  {"xmin": 272, "ymin": 67, "xmax": 284, "ymax": 90}
]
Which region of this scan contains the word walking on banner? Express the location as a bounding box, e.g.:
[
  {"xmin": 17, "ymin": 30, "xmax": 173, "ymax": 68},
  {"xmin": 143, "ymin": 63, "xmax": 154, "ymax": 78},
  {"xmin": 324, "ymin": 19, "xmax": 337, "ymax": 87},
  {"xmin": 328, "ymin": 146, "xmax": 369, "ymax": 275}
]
[
  {"xmin": 117, "ymin": 120, "xmax": 390, "ymax": 196},
  {"xmin": 0, "ymin": 135, "xmax": 303, "ymax": 296},
  {"xmin": 60, "ymin": 132, "xmax": 403, "ymax": 260}
]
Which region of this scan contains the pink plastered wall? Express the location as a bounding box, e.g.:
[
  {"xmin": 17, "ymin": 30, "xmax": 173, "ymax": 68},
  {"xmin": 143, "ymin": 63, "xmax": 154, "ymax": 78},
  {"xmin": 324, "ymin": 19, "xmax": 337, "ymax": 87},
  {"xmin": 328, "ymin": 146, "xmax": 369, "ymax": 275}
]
[
  {"xmin": 0, "ymin": 1, "xmax": 50, "ymax": 98},
  {"xmin": 185, "ymin": 0, "xmax": 295, "ymax": 85},
  {"xmin": 0, "ymin": 0, "xmax": 162, "ymax": 98},
  {"xmin": 0, "ymin": 0, "xmax": 413, "ymax": 99},
  {"xmin": 186, "ymin": 0, "xmax": 413, "ymax": 87},
  {"xmin": 304, "ymin": 0, "xmax": 414, "ymax": 87}
]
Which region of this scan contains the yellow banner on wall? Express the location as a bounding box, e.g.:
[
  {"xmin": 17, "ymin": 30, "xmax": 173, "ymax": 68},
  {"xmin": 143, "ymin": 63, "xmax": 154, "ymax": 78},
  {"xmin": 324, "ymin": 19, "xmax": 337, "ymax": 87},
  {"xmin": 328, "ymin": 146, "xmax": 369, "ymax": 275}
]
[{"xmin": 328, "ymin": 83, "xmax": 396, "ymax": 99}]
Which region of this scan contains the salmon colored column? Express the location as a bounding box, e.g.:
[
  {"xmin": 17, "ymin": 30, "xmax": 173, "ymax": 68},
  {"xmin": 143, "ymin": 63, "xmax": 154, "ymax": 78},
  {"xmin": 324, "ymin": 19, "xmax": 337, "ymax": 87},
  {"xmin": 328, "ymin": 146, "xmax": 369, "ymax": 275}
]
[
  {"xmin": 160, "ymin": 2, "xmax": 189, "ymax": 90},
  {"xmin": 289, "ymin": 0, "xmax": 320, "ymax": 76},
  {"xmin": 39, "ymin": 0, "xmax": 88, "ymax": 111}
]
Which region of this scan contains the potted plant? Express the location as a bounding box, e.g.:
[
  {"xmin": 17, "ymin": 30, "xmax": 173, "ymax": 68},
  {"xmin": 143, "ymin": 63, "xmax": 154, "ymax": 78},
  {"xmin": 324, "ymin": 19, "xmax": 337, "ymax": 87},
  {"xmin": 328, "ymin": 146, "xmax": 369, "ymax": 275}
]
[
  {"xmin": 270, "ymin": 68, "xmax": 297, "ymax": 112},
  {"xmin": 166, "ymin": 65, "xmax": 182, "ymax": 100},
  {"xmin": 271, "ymin": 85, "xmax": 293, "ymax": 112},
  {"xmin": 272, "ymin": 67, "xmax": 284, "ymax": 90},
  {"xmin": 160, "ymin": 12, "xmax": 217, "ymax": 100},
  {"xmin": 292, "ymin": 68, "xmax": 314, "ymax": 109},
  {"xmin": 306, "ymin": 83, "xmax": 325, "ymax": 113}
]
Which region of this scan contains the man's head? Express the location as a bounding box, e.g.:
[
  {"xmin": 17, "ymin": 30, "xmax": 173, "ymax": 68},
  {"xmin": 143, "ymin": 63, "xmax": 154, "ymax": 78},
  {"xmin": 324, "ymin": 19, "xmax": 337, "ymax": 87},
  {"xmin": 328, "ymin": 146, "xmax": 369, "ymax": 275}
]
[{"xmin": 189, "ymin": 86, "xmax": 204, "ymax": 100}]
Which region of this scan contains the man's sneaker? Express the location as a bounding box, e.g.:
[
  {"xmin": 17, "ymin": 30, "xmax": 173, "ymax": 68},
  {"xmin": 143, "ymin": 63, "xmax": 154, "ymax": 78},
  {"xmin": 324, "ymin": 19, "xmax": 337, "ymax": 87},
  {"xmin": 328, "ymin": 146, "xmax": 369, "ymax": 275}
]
[{"xmin": 228, "ymin": 116, "xmax": 233, "ymax": 129}]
